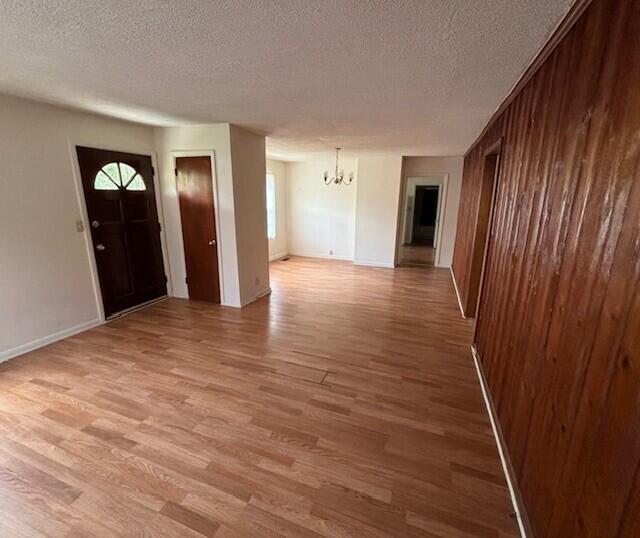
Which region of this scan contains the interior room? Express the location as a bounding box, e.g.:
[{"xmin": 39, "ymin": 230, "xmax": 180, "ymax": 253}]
[{"xmin": 0, "ymin": 1, "xmax": 638, "ymax": 537}]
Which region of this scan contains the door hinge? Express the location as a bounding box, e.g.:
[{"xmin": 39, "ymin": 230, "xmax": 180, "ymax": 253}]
[
  {"xmin": 164, "ymin": 274, "xmax": 168, "ymax": 283},
  {"xmin": 175, "ymin": 168, "xmax": 178, "ymax": 176},
  {"xmin": 151, "ymin": 166, "xmax": 155, "ymax": 177},
  {"xmin": 158, "ymin": 222, "xmax": 162, "ymax": 232},
  {"xmin": 185, "ymin": 277, "xmax": 188, "ymax": 284}
]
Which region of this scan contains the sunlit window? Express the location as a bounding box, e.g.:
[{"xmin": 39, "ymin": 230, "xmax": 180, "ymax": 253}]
[
  {"xmin": 94, "ymin": 162, "xmax": 146, "ymax": 191},
  {"xmin": 266, "ymin": 172, "xmax": 276, "ymax": 239}
]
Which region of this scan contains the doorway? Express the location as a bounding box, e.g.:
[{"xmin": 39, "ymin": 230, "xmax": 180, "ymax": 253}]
[
  {"xmin": 397, "ymin": 177, "xmax": 445, "ymax": 267},
  {"xmin": 467, "ymin": 140, "xmax": 501, "ymax": 321},
  {"xmin": 76, "ymin": 146, "xmax": 167, "ymax": 318},
  {"xmin": 175, "ymin": 156, "xmax": 221, "ymax": 303}
]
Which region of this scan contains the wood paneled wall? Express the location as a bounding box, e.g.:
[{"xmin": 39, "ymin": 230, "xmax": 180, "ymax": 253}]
[{"xmin": 451, "ymin": 0, "xmax": 640, "ymax": 536}]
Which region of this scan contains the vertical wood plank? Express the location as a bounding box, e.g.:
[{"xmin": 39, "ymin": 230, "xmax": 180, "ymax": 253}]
[{"xmin": 451, "ymin": 0, "xmax": 640, "ymax": 535}]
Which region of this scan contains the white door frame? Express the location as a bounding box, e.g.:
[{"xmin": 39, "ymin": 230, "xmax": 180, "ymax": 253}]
[
  {"xmin": 171, "ymin": 150, "xmax": 225, "ymax": 305},
  {"xmin": 405, "ymin": 183, "xmax": 441, "ymax": 246},
  {"xmin": 433, "ymin": 185, "xmax": 443, "ymax": 248},
  {"xmin": 396, "ymin": 174, "xmax": 449, "ymax": 267},
  {"xmin": 67, "ymin": 139, "xmax": 172, "ymax": 323}
]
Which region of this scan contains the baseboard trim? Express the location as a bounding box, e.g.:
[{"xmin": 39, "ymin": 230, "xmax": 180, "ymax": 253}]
[
  {"xmin": 353, "ymin": 260, "xmax": 395, "ymax": 268},
  {"xmin": 450, "ymin": 267, "xmax": 468, "ymax": 319},
  {"xmin": 269, "ymin": 252, "xmax": 288, "ymax": 262},
  {"xmin": 471, "ymin": 344, "xmax": 531, "ymax": 538},
  {"xmin": 241, "ymin": 286, "xmax": 272, "ymax": 307},
  {"xmin": 0, "ymin": 318, "xmax": 103, "ymax": 364},
  {"xmin": 287, "ymin": 251, "xmax": 353, "ymax": 262}
]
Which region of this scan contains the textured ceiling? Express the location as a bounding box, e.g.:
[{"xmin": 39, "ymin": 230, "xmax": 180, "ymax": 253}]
[{"xmin": 0, "ymin": 0, "xmax": 572, "ymax": 159}]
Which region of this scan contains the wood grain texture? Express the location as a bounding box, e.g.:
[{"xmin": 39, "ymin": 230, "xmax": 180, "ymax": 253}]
[
  {"xmin": 465, "ymin": 148, "xmax": 500, "ymax": 319},
  {"xmin": 452, "ymin": 0, "xmax": 640, "ymax": 536},
  {"xmin": 398, "ymin": 245, "xmax": 435, "ymax": 267},
  {"xmin": 176, "ymin": 156, "xmax": 221, "ymax": 303},
  {"xmin": 0, "ymin": 257, "xmax": 518, "ymax": 537},
  {"xmin": 76, "ymin": 146, "xmax": 167, "ymax": 317},
  {"xmin": 466, "ymin": 0, "xmax": 595, "ymax": 152}
]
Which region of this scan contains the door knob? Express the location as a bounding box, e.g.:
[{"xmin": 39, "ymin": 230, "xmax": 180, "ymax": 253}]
[
  {"xmin": 208, "ymin": 239, "xmax": 216, "ymax": 246},
  {"xmin": 96, "ymin": 244, "xmax": 106, "ymax": 251},
  {"xmin": 91, "ymin": 220, "xmax": 100, "ymax": 228}
]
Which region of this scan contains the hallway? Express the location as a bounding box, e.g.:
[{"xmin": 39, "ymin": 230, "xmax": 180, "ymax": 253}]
[
  {"xmin": 0, "ymin": 257, "xmax": 518, "ymax": 537},
  {"xmin": 397, "ymin": 244, "xmax": 436, "ymax": 267}
]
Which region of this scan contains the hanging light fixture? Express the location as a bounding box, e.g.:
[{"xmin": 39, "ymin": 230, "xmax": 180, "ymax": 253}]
[{"xmin": 324, "ymin": 148, "xmax": 354, "ymax": 185}]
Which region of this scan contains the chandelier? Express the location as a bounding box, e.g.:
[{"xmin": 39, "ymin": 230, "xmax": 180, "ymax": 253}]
[{"xmin": 324, "ymin": 148, "xmax": 354, "ymax": 185}]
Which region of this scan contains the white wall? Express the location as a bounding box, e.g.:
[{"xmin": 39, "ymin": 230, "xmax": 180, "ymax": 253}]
[
  {"xmin": 286, "ymin": 159, "xmax": 358, "ymax": 260},
  {"xmin": 153, "ymin": 124, "xmax": 242, "ymax": 306},
  {"xmin": 154, "ymin": 124, "xmax": 269, "ymax": 307},
  {"xmin": 266, "ymin": 159, "xmax": 288, "ymax": 260},
  {"xmin": 400, "ymin": 156, "xmax": 463, "ymax": 267},
  {"xmin": 0, "ymin": 101, "xmax": 271, "ymax": 360},
  {"xmin": 0, "ymin": 94, "xmax": 156, "ymax": 359},
  {"xmin": 353, "ymin": 155, "xmax": 404, "ymax": 267},
  {"xmin": 0, "ymin": 91, "xmax": 461, "ymax": 361},
  {"xmin": 278, "ymin": 154, "xmax": 461, "ymax": 269},
  {"xmin": 229, "ymin": 125, "xmax": 270, "ymax": 306}
]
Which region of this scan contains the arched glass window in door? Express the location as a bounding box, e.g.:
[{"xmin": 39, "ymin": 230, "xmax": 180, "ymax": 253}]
[{"xmin": 94, "ymin": 162, "xmax": 146, "ymax": 191}]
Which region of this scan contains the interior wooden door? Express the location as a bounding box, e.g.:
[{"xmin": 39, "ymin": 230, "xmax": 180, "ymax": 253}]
[
  {"xmin": 175, "ymin": 156, "xmax": 221, "ymax": 303},
  {"xmin": 77, "ymin": 146, "xmax": 167, "ymax": 318},
  {"xmin": 468, "ymin": 143, "xmax": 501, "ymax": 320}
]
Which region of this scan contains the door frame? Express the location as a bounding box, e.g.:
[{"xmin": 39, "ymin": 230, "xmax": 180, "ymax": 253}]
[
  {"xmin": 395, "ymin": 174, "xmax": 449, "ymax": 267},
  {"xmin": 171, "ymin": 150, "xmax": 225, "ymax": 305},
  {"xmin": 473, "ymin": 139, "xmax": 503, "ymax": 340},
  {"xmin": 408, "ymin": 184, "xmax": 442, "ymax": 247},
  {"xmin": 68, "ymin": 139, "xmax": 172, "ymax": 322}
]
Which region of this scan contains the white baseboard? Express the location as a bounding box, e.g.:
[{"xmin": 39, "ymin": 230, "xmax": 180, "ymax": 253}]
[
  {"xmin": 353, "ymin": 260, "xmax": 395, "ymax": 268},
  {"xmin": 287, "ymin": 251, "xmax": 353, "ymax": 262},
  {"xmin": 450, "ymin": 267, "xmax": 468, "ymax": 319},
  {"xmin": 241, "ymin": 286, "xmax": 272, "ymax": 307},
  {"xmin": 0, "ymin": 318, "xmax": 103, "ymax": 364},
  {"xmin": 269, "ymin": 252, "xmax": 289, "ymax": 262},
  {"xmin": 471, "ymin": 345, "xmax": 529, "ymax": 538}
]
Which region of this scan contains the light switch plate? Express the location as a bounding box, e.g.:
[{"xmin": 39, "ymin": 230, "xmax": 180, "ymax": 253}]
[{"xmin": 75, "ymin": 220, "xmax": 85, "ymax": 232}]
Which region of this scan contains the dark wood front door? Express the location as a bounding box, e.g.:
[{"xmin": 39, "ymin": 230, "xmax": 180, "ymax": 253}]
[
  {"xmin": 77, "ymin": 147, "xmax": 167, "ymax": 318},
  {"xmin": 176, "ymin": 156, "xmax": 221, "ymax": 303}
]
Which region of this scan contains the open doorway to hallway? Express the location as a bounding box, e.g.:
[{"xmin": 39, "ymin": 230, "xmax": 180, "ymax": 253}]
[{"xmin": 397, "ymin": 176, "xmax": 445, "ymax": 267}]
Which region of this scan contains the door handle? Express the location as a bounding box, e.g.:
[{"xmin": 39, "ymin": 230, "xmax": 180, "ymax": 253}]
[
  {"xmin": 208, "ymin": 239, "xmax": 216, "ymax": 246},
  {"xmin": 96, "ymin": 244, "xmax": 106, "ymax": 251}
]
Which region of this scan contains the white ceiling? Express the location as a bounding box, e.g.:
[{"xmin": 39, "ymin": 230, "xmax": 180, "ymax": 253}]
[{"xmin": 0, "ymin": 0, "xmax": 572, "ymax": 160}]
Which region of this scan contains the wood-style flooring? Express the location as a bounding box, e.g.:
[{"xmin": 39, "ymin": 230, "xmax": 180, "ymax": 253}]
[
  {"xmin": 0, "ymin": 257, "xmax": 518, "ymax": 537},
  {"xmin": 398, "ymin": 245, "xmax": 436, "ymax": 267}
]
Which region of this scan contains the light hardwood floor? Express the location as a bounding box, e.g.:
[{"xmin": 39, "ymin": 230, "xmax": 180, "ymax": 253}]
[
  {"xmin": 0, "ymin": 257, "xmax": 518, "ymax": 537},
  {"xmin": 398, "ymin": 245, "xmax": 436, "ymax": 267}
]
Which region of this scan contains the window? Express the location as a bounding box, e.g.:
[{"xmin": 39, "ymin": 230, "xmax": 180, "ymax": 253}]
[
  {"xmin": 266, "ymin": 172, "xmax": 276, "ymax": 239},
  {"xmin": 94, "ymin": 162, "xmax": 146, "ymax": 191}
]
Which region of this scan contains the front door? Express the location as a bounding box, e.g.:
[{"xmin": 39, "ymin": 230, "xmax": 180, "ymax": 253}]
[
  {"xmin": 175, "ymin": 156, "xmax": 221, "ymax": 303},
  {"xmin": 77, "ymin": 146, "xmax": 167, "ymax": 318}
]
